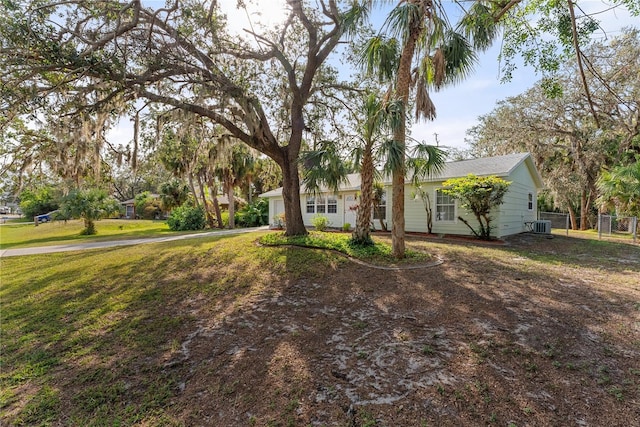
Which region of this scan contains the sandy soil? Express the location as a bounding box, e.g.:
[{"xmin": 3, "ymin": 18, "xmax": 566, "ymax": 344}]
[{"xmin": 156, "ymin": 233, "xmax": 640, "ymax": 426}]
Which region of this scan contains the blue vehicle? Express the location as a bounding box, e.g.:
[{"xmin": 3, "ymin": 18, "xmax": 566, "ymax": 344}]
[
  {"xmin": 35, "ymin": 210, "xmax": 59, "ymax": 223},
  {"xmin": 35, "ymin": 213, "xmax": 51, "ymax": 222}
]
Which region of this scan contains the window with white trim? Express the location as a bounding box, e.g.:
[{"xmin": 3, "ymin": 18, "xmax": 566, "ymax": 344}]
[
  {"xmin": 316, "ymin": 196, "xmax": 326, "ymax": 213},
  {"xmin": 527, "ymin": 192, "xmax": 534, "ymax": 211},
  {"xmin": 373, "ymin": 192, "xmax": 386, "ymax": 220},
  {"xmin": 435, "ymin": 190, "xmax": 455, "ymax": 221},
  {"xmin": 327, "ymin": 196, "xmax": 337, "ymax": 214},
  {"xmin": 306, "ymin": 196, "xmax": 315, "ymax": 214}
]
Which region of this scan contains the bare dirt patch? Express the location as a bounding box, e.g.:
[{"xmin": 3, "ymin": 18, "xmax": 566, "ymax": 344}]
[{"xmin": 161, "ymin": 234, "xmax": 640, "ymax": 426}]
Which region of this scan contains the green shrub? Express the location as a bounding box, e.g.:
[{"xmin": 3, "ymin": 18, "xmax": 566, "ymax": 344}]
[
  {"xmin": 342, "ymin": 222, "xmax": 351, "ymax": 232},
  {"xmin": 167, "ymin": 204, "xmax": 206, "ymax": 231},
  {"xmin": 237, "ymin": 199, "xmax": 269, "ymax": 227},
  {"xmin": 312, "ymin": 215, "xmax": 330, "ymax": 231}
]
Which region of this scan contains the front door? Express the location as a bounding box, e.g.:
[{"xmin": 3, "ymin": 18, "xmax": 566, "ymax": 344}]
[{"xmin": 344, "ymin": 194, "xmax": 357, "ymax": 227}]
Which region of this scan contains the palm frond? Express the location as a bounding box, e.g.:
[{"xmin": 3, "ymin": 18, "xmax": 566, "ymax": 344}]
[
  {"xmin": 359, "ymin": 36, "xmax": 399, "ymax": 82},
  {"xmin": 380, "ymin": 138, "xmax": 405, "ymax": 174},
  {"xmin": 299, "ymin": 141, "xmax": 349, "ymax": 196},
  {"xmin": 408, "ymin": 143, "xmax": 447, "ymax": 183},
  {"xmin": 340, "ymin": 1, "xmax": 372, "ymax": 40},
  {"xmin": 441, "ymin": 29, "xmax": 477, "ymax": 87},
  {"xmin": 432, "ymin": 47, "xmax": 445, "ymax": 88},
  {"xmin": 384, "ymin": 98, "xmax": 406, "ymax": 134},
  {"xmin": 414, "ymin": 79, "xmax": 436, "ymax": 121},
  {"xmin": 457, "ymin": 1, "xmax": 499, "ymax": 51}
]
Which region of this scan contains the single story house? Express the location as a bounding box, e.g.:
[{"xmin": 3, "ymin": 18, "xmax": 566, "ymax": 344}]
[{"xmin": 259, "ymin": 152, "xmax": 544, "ymax": 238}]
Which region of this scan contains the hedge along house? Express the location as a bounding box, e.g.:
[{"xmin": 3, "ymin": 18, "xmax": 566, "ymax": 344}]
[{"xmin": 259, "ymin": 152, "xmax": 544, "ymax": 238}]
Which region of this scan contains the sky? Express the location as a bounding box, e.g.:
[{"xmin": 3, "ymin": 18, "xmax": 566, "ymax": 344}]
[{"xmin": 111, "ymin": 1, "xmax": 638, "ymax": 151}]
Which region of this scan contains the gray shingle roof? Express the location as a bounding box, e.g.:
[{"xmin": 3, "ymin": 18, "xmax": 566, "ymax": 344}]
[
  {"xmin": 423, "ymin": 152, "xmax": 531, "ymax": 181},
  {"xmin": 259, "ymin": 153, "xmax": 542, "ymax": 197}
]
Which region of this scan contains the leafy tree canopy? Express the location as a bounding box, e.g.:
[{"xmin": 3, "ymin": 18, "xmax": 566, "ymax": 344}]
[{"xmin": 442, "ymin": 174, "xmax": 511, "ymax": 240}]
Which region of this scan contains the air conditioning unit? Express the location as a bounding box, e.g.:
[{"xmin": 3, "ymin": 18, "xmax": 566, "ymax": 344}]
[{"xmin": 533, "ymin": 220, "xmax": 551, "ymax": 234}]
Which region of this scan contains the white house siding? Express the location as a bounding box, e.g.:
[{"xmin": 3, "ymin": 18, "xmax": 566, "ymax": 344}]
[
  {"xmin": 260, "ymin": 153, "xmax": 544, "ymax": 238},
  {"xmin": 301, "ymin": 193, "xmax": 347, "ymax": 229},
  {"xmin": 389, "ymin": 182, "xmax": 496, "ymax": 237},
  {"xmin": 269, "ymin": 197, "xmax": 285, "ymax": 225},
  {"xmin": 495, "ymin": 163, "xmax": 538, "ymax": 237}
]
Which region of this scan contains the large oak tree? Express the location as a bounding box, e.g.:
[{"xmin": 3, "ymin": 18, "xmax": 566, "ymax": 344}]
[{"xmin": 0, "ymin": 0, "xmax": 365, "ymax": 235}]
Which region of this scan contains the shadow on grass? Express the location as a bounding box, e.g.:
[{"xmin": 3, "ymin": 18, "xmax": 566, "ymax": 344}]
[{"xmin": 2, "ymin": 231, "xmax": 639, "ymax": 425}]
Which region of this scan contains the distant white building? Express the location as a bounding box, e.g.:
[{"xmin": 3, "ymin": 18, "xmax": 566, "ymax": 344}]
[{"xmin": 259, "ymin": 153, "xmax": 544, "ymax": 239}]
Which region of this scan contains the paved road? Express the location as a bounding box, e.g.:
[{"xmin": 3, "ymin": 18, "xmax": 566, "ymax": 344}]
[{"xmin": 0, "ymin": 226, "xmax": 269, "ymax": 258}]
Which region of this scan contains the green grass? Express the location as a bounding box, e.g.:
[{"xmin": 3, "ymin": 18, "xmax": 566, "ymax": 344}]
[
  {"xmin": 2, "ymin": 227, "xmax": 638, "ymax": 425},
  {"xmin": 0, "ymin": 231, "xmax": 339, "ymax": 425},
  {"xmin": 0, "ymin": 219, "xmax": 202, "ymax": 249},
  {"xmin": 260, "ymin": 231, "xmax": 431, "ymax": 265}
]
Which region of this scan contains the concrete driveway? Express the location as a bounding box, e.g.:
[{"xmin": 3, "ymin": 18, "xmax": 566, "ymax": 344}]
[{"xmin": 0, "ymin": 226, "xmax": 269, "ymax": 258}]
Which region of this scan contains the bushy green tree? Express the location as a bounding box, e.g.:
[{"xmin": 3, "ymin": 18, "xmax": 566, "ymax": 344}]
[
  {"xmin": 61, "ymin": 189, "xmax": 120, "ymax": 235},
  {"xmin": 19, "ymin": 187, "xmax": 60, "ymax": 219},
  {"xmin": 236, "ymin": 199, "xmax": 269, "ymax": 227},
  {"xmin": 442, "ymin": 175, "xmax": 511, "ymax": 240},
  {"xmin": 134, "ymin": 191, "xmax": 162, "ymax": 220},
  {"xmin": 167, "ymin": 204, "xmax": 206, "ymax": 231}
]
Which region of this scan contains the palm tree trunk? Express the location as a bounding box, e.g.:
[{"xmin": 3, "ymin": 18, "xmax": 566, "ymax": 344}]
[
  {"xmin": 390, "ymin": 22, "xmax": 420, "ymax": 258},
  {"xmin": 353, "ymin": 144, "xmax": 374, "ymax": 244},
  {"xmin": 206, "ymin": 179, "xmax": 224, "ymax": 228},
  {"xmin": 227, "ymin": 182, "xmax": 235, "ymax": 229},
  {"xmin": 197, "ymin": 173, "xmax": 215, "ymax": 228}
]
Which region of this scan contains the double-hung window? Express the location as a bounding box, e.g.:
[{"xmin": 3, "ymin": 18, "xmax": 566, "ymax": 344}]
[
  {"xmin": 527, "ymin": 192, "xmax": 534, "ymax": 211},
  {"xmin": 306, "ymin": 196, "xmax": 315, "ymax": 214},
  {"xmin": 435, "ymin": 190, "xmax": 455, "ymax": 221},
  {"xmin": 373, "ymin": 192, "xmax": 386, "ymax": 220},
  {"xmin": 327, "ymin": 196, "xmax": 337, "ymax": 213},
  {"xmin": 316, "ymin": 196, "xmax": 326, "ymax": 213}
]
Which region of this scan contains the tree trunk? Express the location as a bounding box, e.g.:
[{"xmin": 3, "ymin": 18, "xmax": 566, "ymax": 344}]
[
  {"xmin": 425, "ymin": 194, "xmax": 433, "ymax": 234},
  {"xmin": 389, "ymin": 15, "xmax": 420, "ymax": 258},
  {"xmin": 197, "ymin": 173, "xmax": 215, "ymax": 228},
  {"xmin": 280, "ymin": 154, "xmax": 307, "ymax": 236},
  {"xmin": 227, "ymin": 183, "xmax": 235, "ymax": 229},
  {"xmin": 206, "ymin": 178, "xmax": 224, "ymax": 228},
  {"xmin": 568, "ymin": 204, "xmax": 578, "ymax": 230},
  {"xmin": 580, "ymin": 189, "xmax": 588, "ymax": 231},
  {"xmin": 353, "ymin": 144, "xmax": 374, "ymax": 244},
  {"xmin": 391, "ymin": 159, "xmax": 406, "ymax": 257},
  {"xmin": 187, "ymin": 173, "xmax": 200, "ymax": 208}
]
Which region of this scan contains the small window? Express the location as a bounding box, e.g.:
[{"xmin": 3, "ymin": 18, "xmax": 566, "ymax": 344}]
[
  {"xmin": 306, "ymin": 196, "xmax": 315, "ymax": 214},
  {"xmin": 316, "ymin": 196, "xmax": 326, "ymax": 213},
  {"xmin": 528, "ymin": 192, "xmax": 534, "ymax": 211},
  {"xmin": 327, "ymin": 196, "xmax": 337, "ymax": 214},
  {"xmin": 373, "ymin": 191, "xmax": 386, "ymax": 220},
  {"xmin": 435, "ymin": 190, "xmax": 455, "ymax": 221}
]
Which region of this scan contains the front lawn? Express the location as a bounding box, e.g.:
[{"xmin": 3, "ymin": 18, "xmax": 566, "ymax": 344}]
[
  {"xmin": 2, "ymin": 231, "xmax": 638, "ymax": 426},
  {"xmin": 1, "ymin": 219, "xmax": 177, "ymax": 249}
]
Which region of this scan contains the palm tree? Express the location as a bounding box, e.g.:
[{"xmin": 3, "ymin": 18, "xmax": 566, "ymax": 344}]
[
  {"xmin": 159, "ymin": 179, "xmax": 190, "ymax": 213},
  {"xmin": 211, "ymin": 141, "xmax": 256, "ymax": 229},
  {"xmin": 597, "ymin": 162, "xmax": 640, "ymax": 217},
  {"xmin": 61, "ymin": 188, "xmax": 121, "ymax": 235},
  {"xmin": 361, "ymin": 1, "xmax": 477, "ymax": 257},
  {"xmin": 351, "ymin": 92, "xmax": 388, "ymax": 245},
  {"xmin": 351, "ymin": 92, "xmax": 446, "ymax": 244}
]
